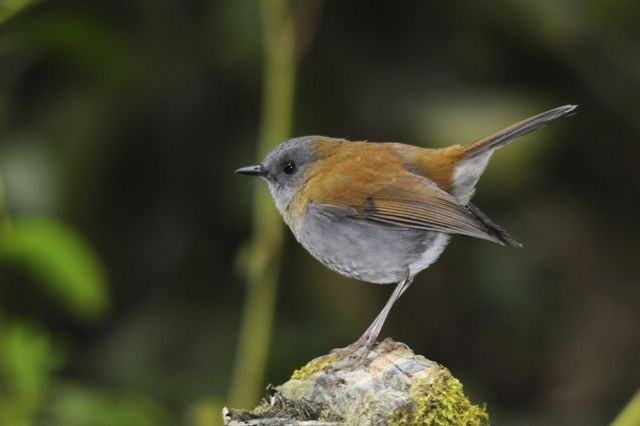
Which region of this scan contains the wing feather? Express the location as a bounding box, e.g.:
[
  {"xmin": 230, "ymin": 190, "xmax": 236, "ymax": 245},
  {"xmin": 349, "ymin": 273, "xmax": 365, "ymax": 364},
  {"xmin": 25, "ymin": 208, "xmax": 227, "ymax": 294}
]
[
  {"xmin": 320, "ymin": 172, "xmax": 507, "ymax": 244},
  {"xmin": 301, "ymin": 142, "xmax": 519, "ymax": 246}
]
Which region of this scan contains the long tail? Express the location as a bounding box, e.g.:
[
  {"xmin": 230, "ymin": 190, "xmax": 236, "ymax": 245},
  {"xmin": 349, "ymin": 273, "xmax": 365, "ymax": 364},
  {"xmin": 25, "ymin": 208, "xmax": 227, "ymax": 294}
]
[
  {"xmin": 462, "ymin": 104, "xmax": 577, "ymax": 159},
  {"xmin": 450, "ymin": 104, "xmax": 577, "ymax": 206}
]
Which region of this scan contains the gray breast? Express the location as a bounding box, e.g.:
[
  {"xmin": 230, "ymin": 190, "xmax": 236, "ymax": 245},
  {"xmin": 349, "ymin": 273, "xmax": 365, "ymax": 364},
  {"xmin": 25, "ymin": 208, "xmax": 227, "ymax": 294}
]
[{"xmin": 292, "ymin": 203, "xmax": 450, "ymax": 284}]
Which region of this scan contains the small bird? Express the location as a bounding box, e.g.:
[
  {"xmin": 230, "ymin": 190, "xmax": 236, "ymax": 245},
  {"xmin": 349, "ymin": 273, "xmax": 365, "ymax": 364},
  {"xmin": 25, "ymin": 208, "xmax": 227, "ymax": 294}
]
[{"xmin": 236, "ymin": 105, "xmax": 576, "ymax": 351}]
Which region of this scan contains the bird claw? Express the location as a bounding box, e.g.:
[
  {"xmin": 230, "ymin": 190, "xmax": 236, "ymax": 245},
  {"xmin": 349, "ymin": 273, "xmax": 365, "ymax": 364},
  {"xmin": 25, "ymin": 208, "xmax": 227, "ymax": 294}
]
[{"xmin": 328, "ymin": 338, "xmax": 377, "ymax": 370}]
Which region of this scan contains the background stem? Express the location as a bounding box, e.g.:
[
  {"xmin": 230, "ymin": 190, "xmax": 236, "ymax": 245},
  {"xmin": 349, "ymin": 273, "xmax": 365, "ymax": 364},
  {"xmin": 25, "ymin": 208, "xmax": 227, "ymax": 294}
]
[{"xmin": 227, "ymin": 0, "xmax": 297, "ymax": 409}]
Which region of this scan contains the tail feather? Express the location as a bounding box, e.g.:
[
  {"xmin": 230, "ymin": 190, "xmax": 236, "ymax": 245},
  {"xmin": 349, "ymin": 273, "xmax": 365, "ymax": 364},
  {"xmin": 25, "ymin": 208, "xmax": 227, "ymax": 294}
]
[
  {"xmin": 462, "ymin": 104, "xmax": 577, "ymax": 159},
  {"xmin": 450, "ymin": 104, "xmax": 577, "ymax": 204},
  {"xmin": 467, "ymin": 203, "xmax": 522, "ymax": 248}
]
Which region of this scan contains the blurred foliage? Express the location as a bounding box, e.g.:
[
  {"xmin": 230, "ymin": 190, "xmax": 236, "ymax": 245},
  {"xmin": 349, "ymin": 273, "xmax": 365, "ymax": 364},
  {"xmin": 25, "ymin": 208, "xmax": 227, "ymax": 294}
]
[
  {"xmin": 42, "ymin": 384, "xmax": 171, "ymax": 426},
  {"xmin": 0, "ymin": 0, "xmax": 638, "ymax": 425},
  {"xmin": 612, "ymin": 391, "xmax": 640, "ymax": 426},
  {"xmin": 0, "ymin": 321, "xmax": 62, "ymax": 426},
  {"xmin": 0, "ymin": 0, "xmax": 41, "ymax": 26},
  {"xmin": 185, "ymin": 398, "xmax": 225, "ymax": 426},
  {"xmin": 0, "ymin": 217, "xmax": 108, "ymax": 319}
]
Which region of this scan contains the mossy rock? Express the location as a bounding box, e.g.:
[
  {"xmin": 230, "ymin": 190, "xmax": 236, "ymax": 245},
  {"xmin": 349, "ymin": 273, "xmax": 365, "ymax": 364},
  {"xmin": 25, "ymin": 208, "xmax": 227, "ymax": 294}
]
[{"xmin": 224, "ymin": 339, "xmax": 488, "ymax": 425}]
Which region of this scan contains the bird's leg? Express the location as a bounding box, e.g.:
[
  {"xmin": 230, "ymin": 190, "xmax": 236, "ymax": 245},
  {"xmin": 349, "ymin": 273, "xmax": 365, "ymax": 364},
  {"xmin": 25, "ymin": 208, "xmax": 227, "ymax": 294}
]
[
  {"xmin": 329, "ymin": 274, "xmax": 414, "ymax": 369},
  {"xmin": 356, "ymin": 274, "xmax": 414, "ymax": 349},
  {"xmin": 332, "ymin": 274, "xmax": 413, "ymax": 356}
]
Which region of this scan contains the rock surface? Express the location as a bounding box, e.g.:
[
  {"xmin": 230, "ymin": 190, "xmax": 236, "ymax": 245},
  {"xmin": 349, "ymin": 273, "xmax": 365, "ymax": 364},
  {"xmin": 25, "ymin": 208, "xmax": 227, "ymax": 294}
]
[{"xmin": 223, "ymin": 339, "xmax": 489, "ymax": 425}]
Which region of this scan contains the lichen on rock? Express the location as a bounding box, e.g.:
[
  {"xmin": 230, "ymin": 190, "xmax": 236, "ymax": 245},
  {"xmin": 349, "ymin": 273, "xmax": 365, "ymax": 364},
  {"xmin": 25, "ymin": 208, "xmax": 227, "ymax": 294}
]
[
  {"xmin": 290, "ymin": 353, "xmax": 340, "ymax": 381},
  {"xmin": 224, "ymin": 339, "xmax": 489, "ymax": 425},
  {"xmin": 391, "ymin": 371, "xmax": 489, "ymax": 425}
]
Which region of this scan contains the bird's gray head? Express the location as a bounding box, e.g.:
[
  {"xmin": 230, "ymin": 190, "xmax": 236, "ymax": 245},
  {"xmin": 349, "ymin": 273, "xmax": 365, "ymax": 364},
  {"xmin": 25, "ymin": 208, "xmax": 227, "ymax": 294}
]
[{"xmin": 235, "ymin": 136, "xmax": 326, "ymax": 215}]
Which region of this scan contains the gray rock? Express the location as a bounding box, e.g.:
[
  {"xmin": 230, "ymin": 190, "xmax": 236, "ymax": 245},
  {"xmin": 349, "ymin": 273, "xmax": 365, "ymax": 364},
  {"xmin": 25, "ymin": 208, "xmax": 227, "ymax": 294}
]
[{"xmin": 223, "ymin": 339, "xmax": 489, "ymax": 425}]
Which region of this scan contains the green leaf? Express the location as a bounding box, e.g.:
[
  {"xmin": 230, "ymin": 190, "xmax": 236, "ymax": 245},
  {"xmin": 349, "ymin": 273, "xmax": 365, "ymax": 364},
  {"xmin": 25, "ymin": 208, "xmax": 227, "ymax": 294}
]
[
  {"xmin": 0, "ymin": 217, "xmax": 109, "ymax": 319},
  {"xmin": 0, "ymin": 321, "xmax": 64, "ymax": 426}
]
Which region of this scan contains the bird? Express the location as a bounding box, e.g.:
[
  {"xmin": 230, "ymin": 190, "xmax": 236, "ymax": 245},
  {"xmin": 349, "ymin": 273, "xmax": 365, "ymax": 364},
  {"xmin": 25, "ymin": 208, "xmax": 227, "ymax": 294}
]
[{"xmin": 236, "ymin": 104, "xmax": 576, "ymax": 352}]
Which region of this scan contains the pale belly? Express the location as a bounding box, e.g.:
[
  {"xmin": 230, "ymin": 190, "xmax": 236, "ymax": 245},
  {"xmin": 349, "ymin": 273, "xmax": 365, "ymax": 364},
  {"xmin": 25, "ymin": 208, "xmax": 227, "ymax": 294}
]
[{"xmin": 291, "ymin": 204, "xmax": 450, "ymax": 284}]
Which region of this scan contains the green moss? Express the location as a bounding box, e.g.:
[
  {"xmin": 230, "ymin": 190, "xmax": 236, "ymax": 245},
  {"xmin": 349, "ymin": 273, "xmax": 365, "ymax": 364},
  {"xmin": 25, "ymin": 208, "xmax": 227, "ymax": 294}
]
[
  {"xmin": 390, "ymin": 367, "xmax": 489, "ymax": 426},
  {"xmin": 289, "ymin": 354, "xmax": 339, "ymax": 381}
]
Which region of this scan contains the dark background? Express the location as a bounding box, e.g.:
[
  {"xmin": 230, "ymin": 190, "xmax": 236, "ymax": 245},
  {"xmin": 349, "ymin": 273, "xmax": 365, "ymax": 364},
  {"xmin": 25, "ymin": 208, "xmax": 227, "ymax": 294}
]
[{"xmin": 0, "ymin": 1, "xmax": 638, "ymax": 425}]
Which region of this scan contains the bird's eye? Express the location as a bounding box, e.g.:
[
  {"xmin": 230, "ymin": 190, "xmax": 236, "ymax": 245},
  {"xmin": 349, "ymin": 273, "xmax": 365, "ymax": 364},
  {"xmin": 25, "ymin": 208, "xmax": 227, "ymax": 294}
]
[{"xmin": 282, "ymin": 160, "xmax": 296, "ymax": 175}]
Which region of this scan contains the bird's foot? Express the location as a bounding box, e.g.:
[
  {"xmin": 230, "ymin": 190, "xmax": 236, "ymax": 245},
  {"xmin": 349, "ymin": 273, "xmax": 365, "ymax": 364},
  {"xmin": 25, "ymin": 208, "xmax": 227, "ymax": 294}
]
[{"xmin": 328, "ymin": 336, "xmax": 377, "ymax": 370}]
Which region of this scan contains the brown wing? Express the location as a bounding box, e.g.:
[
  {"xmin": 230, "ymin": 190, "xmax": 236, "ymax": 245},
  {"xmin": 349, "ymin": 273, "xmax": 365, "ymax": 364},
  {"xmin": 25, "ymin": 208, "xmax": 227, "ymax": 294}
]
[
  {"xmin": 300, "ymin": 141, "xmax": 514, "ymax": 245},
  {"xmin": 351, "ymin": 173, "xmax": 508, "ymax": 244},
  {"xmin": 307, "ymin": 171, "xmax": 508, "ymax": 245}
]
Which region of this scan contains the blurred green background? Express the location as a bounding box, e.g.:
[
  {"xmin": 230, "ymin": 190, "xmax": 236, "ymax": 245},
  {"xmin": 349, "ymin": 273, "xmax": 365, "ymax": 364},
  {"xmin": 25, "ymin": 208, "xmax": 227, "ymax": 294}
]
[{"xmin": 1, "ymin": 0, "xmax": 639, "ymax": 425}]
